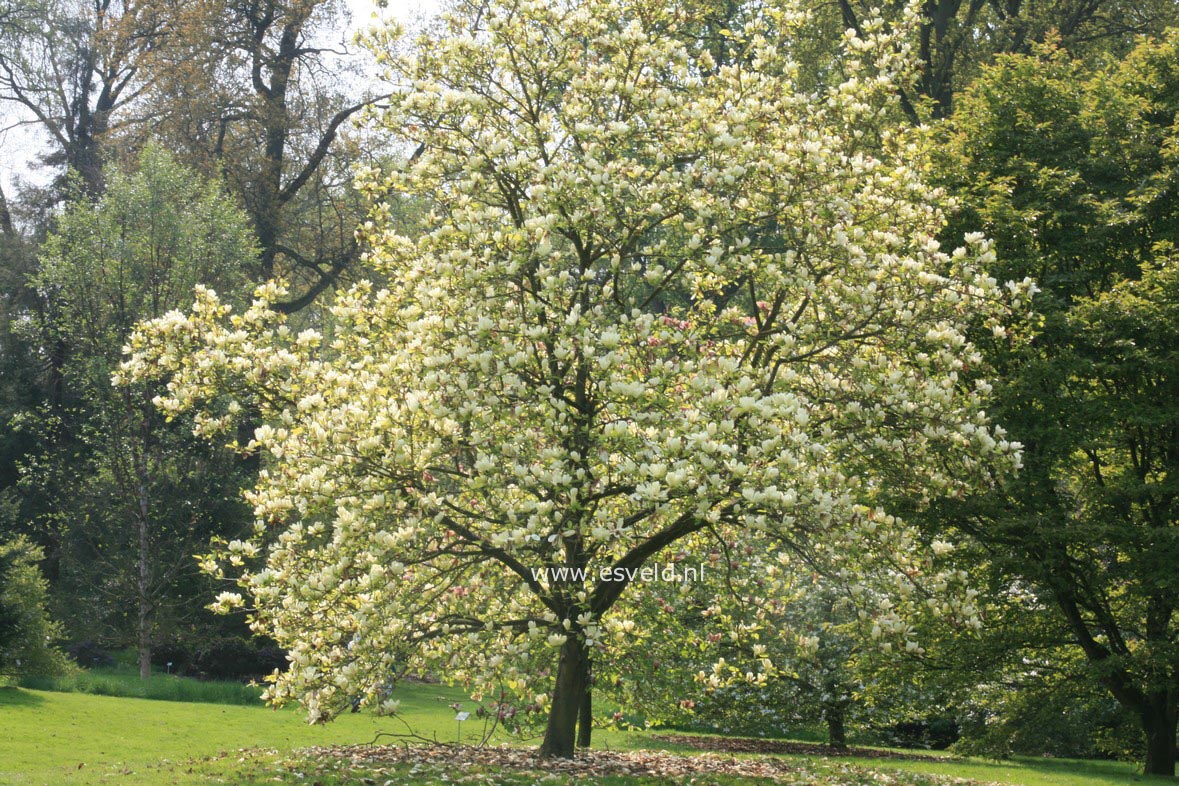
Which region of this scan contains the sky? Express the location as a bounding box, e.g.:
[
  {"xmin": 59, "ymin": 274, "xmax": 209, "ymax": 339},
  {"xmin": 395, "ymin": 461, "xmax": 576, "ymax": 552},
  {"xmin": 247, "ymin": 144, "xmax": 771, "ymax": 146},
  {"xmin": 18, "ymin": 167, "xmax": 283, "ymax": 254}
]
[{"xmin": 0, "ymin": 0, "xmax": 443, "ymax": 197}]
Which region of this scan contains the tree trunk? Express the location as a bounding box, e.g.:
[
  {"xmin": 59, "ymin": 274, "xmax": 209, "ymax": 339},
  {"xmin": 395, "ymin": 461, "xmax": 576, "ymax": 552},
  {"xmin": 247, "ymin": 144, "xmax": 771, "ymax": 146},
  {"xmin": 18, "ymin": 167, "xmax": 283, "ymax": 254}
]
[
  {"xmin": 577, "ymin": 670, "xmax": 592, "ymax": 748},
  {"xmin": 539, "ymin": 635, "xmax": 590, "ymax": 758},
  {"xmin": 137, "ymin": 510, "xmax": 151, "ymax": 680},
  {"xmin": 133, "ymin": 404, "xmax": 153, "ymax": 681},
  {"xmin": 0, "ymin": 182, "xmax": 14, "ymax": 238},
  {"xmin": 825, "ymin": 704, "xmax": 847, "ymax": 749},
  {"xmin": 1142, "ymin": 702, "xmax": 1177, "ymax": 776}
]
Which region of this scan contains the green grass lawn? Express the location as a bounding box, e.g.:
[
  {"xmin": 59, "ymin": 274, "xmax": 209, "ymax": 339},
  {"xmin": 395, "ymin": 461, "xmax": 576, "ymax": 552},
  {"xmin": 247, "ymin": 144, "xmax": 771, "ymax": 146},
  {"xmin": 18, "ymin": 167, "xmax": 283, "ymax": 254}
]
[{"xmin": 1, "ymin": 677, "xmax": 1173, "ymax": 786}]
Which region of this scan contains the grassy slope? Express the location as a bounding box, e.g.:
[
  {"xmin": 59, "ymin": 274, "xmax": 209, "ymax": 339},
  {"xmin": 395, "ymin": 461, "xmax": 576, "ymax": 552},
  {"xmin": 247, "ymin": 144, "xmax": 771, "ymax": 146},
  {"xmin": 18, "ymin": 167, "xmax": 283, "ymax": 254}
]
[
  {"xmin": 0, "ymin": 682, "xmax": 475, "ymax": 786},
  {"xmin": 0, "ymin": 683, "xmax": 1172, "ymax": 786}
]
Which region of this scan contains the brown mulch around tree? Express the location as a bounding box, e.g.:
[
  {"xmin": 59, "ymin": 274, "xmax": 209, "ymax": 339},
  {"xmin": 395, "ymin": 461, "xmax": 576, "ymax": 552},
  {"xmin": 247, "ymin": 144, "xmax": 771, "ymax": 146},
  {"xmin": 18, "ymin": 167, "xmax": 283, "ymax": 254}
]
[
  {"xmin": 651, "ymin": 734, "xmax": 950, "ymax": 762},
  {"xmin": 301, "ymin": 742, "xmax": 980, "ymax": 784},
  {"xmin": 310, "ymin": 744, "xmax": 804, "ymax": 781}
]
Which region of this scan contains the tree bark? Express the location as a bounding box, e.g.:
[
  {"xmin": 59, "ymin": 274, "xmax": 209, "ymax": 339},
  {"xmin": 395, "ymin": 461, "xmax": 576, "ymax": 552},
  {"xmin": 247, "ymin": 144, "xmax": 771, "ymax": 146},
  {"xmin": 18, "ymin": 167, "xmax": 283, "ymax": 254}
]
[
  {"xmin": 0, "ymin": 182, "xmax": 14, "ymax": 238},
  {"xmin": 576, "ymin": 670, "xmax": 592, "ymax": 748},
  {"xmin": 825, "ymin": 704, "xmax": 848, "ymax": 750},
  {"xmin": 539, "ymin": 635, "xmax": 590, "ymax": 758},
  {"xmin": 1053, "ymin": 583, "xmax": 1178, "ymax": 777},
  {"xmin": 133, "ymin": 402, "xmax": 154, "ymax": 681},
  {"xmin": 1142, "ymin": 700, "xmax": 1177, "ymax": 776},
  {"xmin": 137, "ymin": 509, "xmax": 151, "ymax": 680}
]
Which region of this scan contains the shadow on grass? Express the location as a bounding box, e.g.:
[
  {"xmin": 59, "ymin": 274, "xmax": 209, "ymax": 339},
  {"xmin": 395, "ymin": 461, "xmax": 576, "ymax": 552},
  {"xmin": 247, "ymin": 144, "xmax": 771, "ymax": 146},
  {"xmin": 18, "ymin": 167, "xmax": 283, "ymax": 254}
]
[
  {"xmin": 0, "ymin": 685, "xmax": 45, "ymax": 707},
  {"xmin": 960, "ymin": 754, "xmax": 1171, "ymax": 783},
  {"xmin": 847, "ymin": 750, "xmax": 1173, "ymax": 786}
]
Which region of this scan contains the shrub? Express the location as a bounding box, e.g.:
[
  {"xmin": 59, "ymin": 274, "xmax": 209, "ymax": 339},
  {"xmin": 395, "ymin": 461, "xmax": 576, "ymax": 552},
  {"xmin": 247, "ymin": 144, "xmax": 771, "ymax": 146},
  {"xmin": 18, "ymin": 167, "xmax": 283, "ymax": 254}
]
[
  {"xmin": 151, "ymin": 638, "xmax": 195, "ymax": 676},
  {"xmin": 65, "ymin": 640, "xmax": 116, "ymax": 668},
  {"xmin": 194, "ymin": 636, "xmax": 286, "ymax": 680},
  {"xmin": 953, "ymin": 683, "xmax": 1131, "ymax": 759},
  {"xmin": 883, "ymin": 716, "xmax": 960, "ymax": 750},
  {"xmin": 0, "ymin": 537, "xmax": 71, "ymax": 677}
]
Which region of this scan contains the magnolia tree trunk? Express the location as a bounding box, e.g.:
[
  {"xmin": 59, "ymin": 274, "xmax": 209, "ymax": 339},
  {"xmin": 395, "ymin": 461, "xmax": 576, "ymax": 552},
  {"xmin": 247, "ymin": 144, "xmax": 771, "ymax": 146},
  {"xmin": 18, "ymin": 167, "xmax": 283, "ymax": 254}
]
[
  {"xmin": 1142, "ymin": 700, "xmax": 1177, "ymax": 776},
  {"xmin": 577, "ymin": 675, "xmax": 592, "ymax": 748},
  {"xmin": 540, "ymin": 635, "xmax": 590, "ymax": 758}
]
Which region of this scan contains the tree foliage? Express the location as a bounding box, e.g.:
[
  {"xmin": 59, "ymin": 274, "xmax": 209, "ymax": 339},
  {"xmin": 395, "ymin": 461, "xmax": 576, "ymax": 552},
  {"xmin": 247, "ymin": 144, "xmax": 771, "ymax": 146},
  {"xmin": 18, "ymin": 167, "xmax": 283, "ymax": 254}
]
[
  {"xmin": 935, "ymin": 32, "xmax": 1179, "ymax": 775},
  {"xmin": 830, "ymin": 0, "xmax": 1179, "ymax": 118}
]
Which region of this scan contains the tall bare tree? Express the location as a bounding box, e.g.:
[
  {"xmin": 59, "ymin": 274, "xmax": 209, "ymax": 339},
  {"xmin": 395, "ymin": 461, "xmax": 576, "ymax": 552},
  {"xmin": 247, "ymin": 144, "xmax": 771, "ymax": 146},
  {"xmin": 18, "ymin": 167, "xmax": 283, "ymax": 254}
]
[
  {"xmin": 145, "ymin": 0, "xmax": 388, "ymax": 311},
  {"xmin": 0, "ymin": 0, "xmax": 162, "ymax": 195}
]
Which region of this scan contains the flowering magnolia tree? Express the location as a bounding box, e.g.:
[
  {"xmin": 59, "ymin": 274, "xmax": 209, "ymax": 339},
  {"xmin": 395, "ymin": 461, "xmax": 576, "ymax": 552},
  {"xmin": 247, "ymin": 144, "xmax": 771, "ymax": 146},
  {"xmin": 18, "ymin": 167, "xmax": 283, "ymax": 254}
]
[{"xmin": 121, "ymin": 0, "xmax": 1033, "ymax": 758}]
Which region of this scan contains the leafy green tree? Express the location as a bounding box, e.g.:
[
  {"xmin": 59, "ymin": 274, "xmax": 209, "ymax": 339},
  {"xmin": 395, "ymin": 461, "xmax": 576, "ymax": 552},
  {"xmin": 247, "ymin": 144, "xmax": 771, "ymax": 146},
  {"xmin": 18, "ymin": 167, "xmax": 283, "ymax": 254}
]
[
  {"xmin": 0, "ymin": 532, "xmax": 70, "ymax": 678},
  {"xmin": 30, "ymin": 145, "xmax": 255, "ymax": 678},
  {"xmin": 125, "ymin": 0, "xmax": 1030, "ymax": 757},
  {"xmin": 0, "ymin": 206, "xmax": 40, "ymax": 494},
  {"xmin": 1, "ymin": 0, "xmax": 385, "ymax": 309},
  {"xmin": 614, "ymin": 541, "xmax": 982, "ymax": 751},
  {"xmin": 935, "ymin": 34, "xmax": 1179, "ymax": 775}
]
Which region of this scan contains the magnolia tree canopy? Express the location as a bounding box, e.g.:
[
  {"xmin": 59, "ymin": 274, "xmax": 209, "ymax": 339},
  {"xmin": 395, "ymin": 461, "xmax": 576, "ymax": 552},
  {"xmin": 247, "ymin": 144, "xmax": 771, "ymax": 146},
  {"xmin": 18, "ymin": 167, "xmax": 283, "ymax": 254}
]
[{"xmin": 121, "ymin": 0, "xmax": 1033, "ymax": 758}]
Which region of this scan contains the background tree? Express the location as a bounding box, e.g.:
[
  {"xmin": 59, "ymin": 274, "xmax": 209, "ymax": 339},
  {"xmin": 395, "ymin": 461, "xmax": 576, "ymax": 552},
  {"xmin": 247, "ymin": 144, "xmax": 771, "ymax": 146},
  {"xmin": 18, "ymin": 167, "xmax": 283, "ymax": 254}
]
[
  {"xmin": 0, "ymin": 200, "xmax": 40, "ymax": 496},
  {"xmin": 934, "ymin": 33, "xmax": 1179, "ymax": 775},
  {"xmin": 143, "ymin": 0, "xmax": 388, "ymax": 311},
  {"xmin": 0, "ymin": 0, "xmax": 163, "ymax": 430},
  {"xmin": 30, "ymin": 145, "xmax": 256, "ymax": 678},
  {"xmin": 124, "ymin": 0, "xmax": 1030, "ymax": 757},
  {"xmin": 631, "ymin": 572, "xmax": 866, "ymax": 748},
  {"xmin": 612, "ymin": 534, "xmax": 986, "ymax": 751},
  {"xmin": 829, "ymin": 0, "xmax": 1178, "ymax": 118},
  {"xmin": 0, "ymin": 0, "xmax": 383, "ymax": 307},
  {"xmin": 0, "ymin": 0, "xmax": 162, "ymax": 196},
  {"xmin": 0, "ymin": 0, "xmax": 404, "ymax": 672}
]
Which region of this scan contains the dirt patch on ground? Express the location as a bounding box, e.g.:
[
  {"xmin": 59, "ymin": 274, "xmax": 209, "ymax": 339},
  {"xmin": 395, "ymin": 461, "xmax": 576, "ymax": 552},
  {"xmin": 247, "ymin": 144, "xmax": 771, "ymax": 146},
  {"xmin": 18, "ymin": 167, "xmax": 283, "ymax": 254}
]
[{"xmin": 651, "ymin": 733, "xmax": 950, "ymax": 762}]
